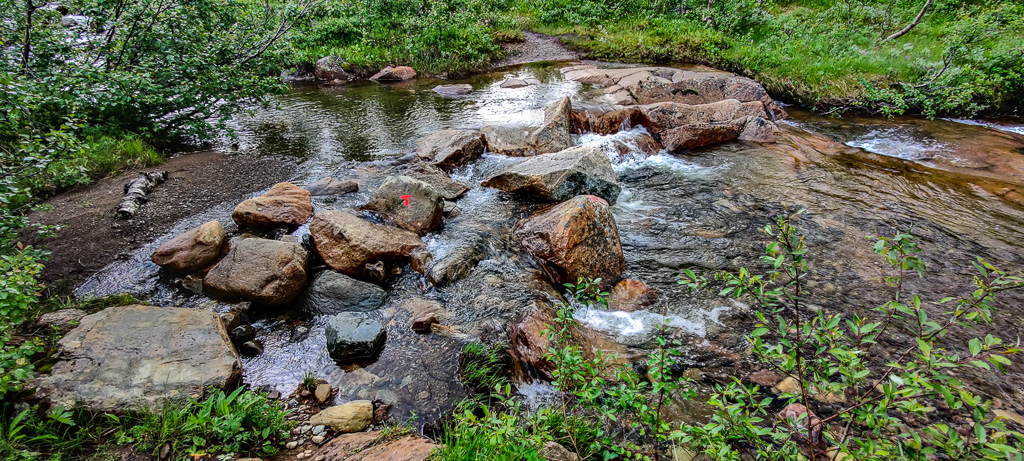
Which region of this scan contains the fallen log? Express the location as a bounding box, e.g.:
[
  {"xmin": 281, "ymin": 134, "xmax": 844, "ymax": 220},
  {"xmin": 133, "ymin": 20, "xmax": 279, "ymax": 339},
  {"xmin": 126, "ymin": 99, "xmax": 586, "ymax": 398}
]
[{"xmin": 114, "ymin": 171, "xmax": 169, "ymax": 219}]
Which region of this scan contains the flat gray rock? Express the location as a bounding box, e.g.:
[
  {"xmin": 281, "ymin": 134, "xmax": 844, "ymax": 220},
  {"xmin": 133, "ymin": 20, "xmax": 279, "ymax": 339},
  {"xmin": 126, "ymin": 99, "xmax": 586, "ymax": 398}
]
[
  {"xmin": 481, "ymin": 146, "xmax": 621, "ymax": 203},
  {"xmin": 297, "ymin": 270, "xmax": 386, "ymax": 316}
]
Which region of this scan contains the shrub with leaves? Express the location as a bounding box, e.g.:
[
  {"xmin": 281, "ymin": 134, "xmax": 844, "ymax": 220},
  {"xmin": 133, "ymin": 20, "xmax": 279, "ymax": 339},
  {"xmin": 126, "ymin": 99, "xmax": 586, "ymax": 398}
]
[{"xmin": 679, "ymin": 211, "xmax": 1024, "ymax": 459}]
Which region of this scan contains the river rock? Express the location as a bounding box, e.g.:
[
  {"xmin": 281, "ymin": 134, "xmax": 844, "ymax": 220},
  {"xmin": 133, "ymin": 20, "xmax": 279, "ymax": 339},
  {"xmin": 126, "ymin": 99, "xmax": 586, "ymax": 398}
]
[
  {"xmin": 560, "ymin": 64, "xmax": 785, "ymax": 119},
  {"xmin": 232, "ymin": 182, "xmax": 313, "ymax": 229},
  {"xmin": 660, "ymin": 122, "xmax": 742, "ymax": 151},
  {"xmin": 33, "ymin": 305, "xmax": 241, "ymax": 412},
  {"xmin": 608, "ymin": 279, "xmax": 656, "ymax": 312},
  {"xmin": 315, "ymin": 383, "xmax": 332, "ymax": 404},
  {"xmin": 481, "ymin": 125, "xmax": 535, "ymax": 156},
  {"xmin": 514, "ymin": 195, "xmax": 624, "ymax": 285},
  {"xmin": 392, "ymin": 162, "xmax": 470, "ymax": 200},
  {"xmin": 432, "ymin": 84, "xmax": 473, "ymax": 96},
  {"xmin": 526, "ymin": 97, "xmax": 574, "ymax": 154},
  {"xmin": 315, "ymin": 56, "xmax": 358, "ymax": 85},
  {"xmin": 204, "ymin": 238, "xmax": 309, "ymax": 305},
  {"xmin": 310, "ymin": 210, "xmax": 425, "ymax": 276},
  {"xmin": 411, "ymin": 314, "xmax": 439, "ymax": 333},
  {"xmin": 482, "ymin": 146, "xmax": 621, "ymax": 203},
  {"xmin": 540, "ymin": 441, "xmax": 580, "ymax": 461},
  {"xmin": 307, "ymin": 177, "xmax": 359, "ymax": 196},
  {"xmin": 509, "ymin": 300, "xmax": 627, "ymax": 380},
  {"xmin": 414, "ymin": 129, "xmax": 486, "ymax": 170},
  {"xmin": 427, "ymin": 233, "xmax": 488, "ymax": 286},
  {"xmin": 34, "ymin": 308, "xmax": 88, "ymax": 331},
  {"xmin": 584, "ymin": 107, "xmax": 652, "ymax": 135},
  {"xmin": 638, "ymin": 100, "xmax": 778, "ymax": 152},
  {"xmin": 297, "ymin": 270, "xmax": 386, "ymax": 316},
  {"xmin": 325, "ymin": 313, "xmax": 386, "ymax": 362},
  {"xmin": 309, "ymin": 400, "xmax": 374, "ymax": 433},
  {"xmin": 151, "ymin": 220, "xmax": 226, "ymax": 273},
  {"xmin": 317, "ymin": 431, "xmax": 434, "ymax": 460},
  {"xmin": 370, "ymin": 66, "xmax": 416, "ymax": 82},
  {"xmin": 363, "ymin": 175, "xmax": 444, "ymax": 235}
]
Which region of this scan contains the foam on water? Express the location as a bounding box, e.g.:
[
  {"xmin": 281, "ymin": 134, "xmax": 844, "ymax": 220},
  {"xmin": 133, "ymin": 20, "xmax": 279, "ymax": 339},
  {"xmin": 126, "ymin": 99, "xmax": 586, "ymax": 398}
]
[
  {"xmin": 845, "ymin": 127, "xmax": 948, "ymax": 160},
  {"xmin": 946, "ymin": 118, "xmax": 1024, "ymax": 136},
  {"xmin": 574, "ymin": 305, "xmax": 730, "ymax": 340},
  {"xmin": 518, "ymin": 380, "xmax": 561, "ymax": 411}
]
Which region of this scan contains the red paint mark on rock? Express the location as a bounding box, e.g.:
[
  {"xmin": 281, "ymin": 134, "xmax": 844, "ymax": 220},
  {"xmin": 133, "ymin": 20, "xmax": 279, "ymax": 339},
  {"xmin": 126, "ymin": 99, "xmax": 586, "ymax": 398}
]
[
  {"xmin": 584, "ymin": 195, "xmax": 608, "ymax": 205},
  {"xmin": 401, "ymin": 194, "xmax": 412, "ymax": 206}
]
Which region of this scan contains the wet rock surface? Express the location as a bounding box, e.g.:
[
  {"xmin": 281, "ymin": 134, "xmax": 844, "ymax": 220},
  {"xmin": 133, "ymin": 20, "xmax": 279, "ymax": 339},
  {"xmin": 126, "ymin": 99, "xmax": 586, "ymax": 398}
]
[
  {"xmin": 310, "ymin": 210, "xmax": 425, "ymax": 276},
  {"xmin": 391, "ymin": 163, "xmax": 470, "ymax": 201},
  {"xmin": 515, "ymin": 195, "xmax": 625, "ymax": 286},
  {"xmin": 370, "ymin": 66, "xmax": 417, "ymax": 82},
  {"xmin": 527, "ymin": 96, "xmax": 574, "ymax": 154},
  {"xmin": 150, "ymin": 220, "xmax": 226, "ymax": 273},
  {"xmin": 204, "ymin": 238, "xmax": 309, "ymax": 305},
  {"xmin": 297, "ymin": 270, "xmax": 387, "ymax": 317},
  {"xmin": 363, "ymin": 175, "xmax": 444, "ymax": 235},
  {"xmin": 307, "ymin": 177, "xmax": 359, "ymax": 196},
  {"xmin": 232, "ymin": 182, "xmax": 313, "ymax": 229},
  {"xmin": 34, "ymin": 305, "xmax": 240, "ymax": 412},
  {"xmin": 482, "ymin": 146, "xmax": 621, "ymax": 203},
  {"xmin": 325, "ymin": 313, "xmax": 386, "ymax": 363},
  {"xmin": 414, "ymin": 129, "xmax": 486, "ymax": 170},
  {"xmin": 432, "ymin": 84, "xmax": 472, "ymax": 96}
]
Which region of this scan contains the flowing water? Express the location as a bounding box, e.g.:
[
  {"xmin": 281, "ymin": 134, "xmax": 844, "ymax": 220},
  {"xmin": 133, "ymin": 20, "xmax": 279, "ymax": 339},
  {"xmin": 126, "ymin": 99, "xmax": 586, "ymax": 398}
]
[{"xmin": 76, "ymin": 63, "xmax": 1024, "ymax": 424}]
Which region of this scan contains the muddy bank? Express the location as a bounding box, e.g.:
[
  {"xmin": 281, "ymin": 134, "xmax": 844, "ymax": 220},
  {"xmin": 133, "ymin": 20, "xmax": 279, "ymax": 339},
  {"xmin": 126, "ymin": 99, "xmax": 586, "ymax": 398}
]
[{"xmin": 25, "ymin": 152, "xmax": 298, "ymax": 292}]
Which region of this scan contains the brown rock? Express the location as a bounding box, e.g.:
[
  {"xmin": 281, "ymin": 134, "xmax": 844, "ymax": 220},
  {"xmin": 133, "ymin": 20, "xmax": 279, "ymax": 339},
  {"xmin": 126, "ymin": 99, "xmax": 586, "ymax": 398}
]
[
  {"xmin": 203, "ymin": 238, "xmax": 309, "ymax": 305},
  {"xmin": 315, "ymin": 383, "xmax": 332, "ymax": 404},
  {"xmin": 526, "ymin": 97, "xmax": 574, "ymax": 154},
  {"xmin": 232, "ymin": 182, "xmax": 313, "ymax": 229},
  {"xmin": 363, "ymin": 175, "xmax": 444, "ymax": 235},
  {"xmin": 309, "ymin": 400, "xmax": 373, "ymax": 433},
  {"xmin": 411, "ymin": 314, "xmax": 439, "ymax": 333},
  {"xmin": 151, "ymin": 220, "xmax": 226, "ymax": 273},
  {"xmin": 310, "ymin": 210, "xmax": 425, "ymax": 276},
  {"xmin": 317, "ymin": 431, "xmax": 434, "ymax": 461},
  {"xmin": 414, "ymin": 129, "xmax": 486, "ymax": 170},
  {"xmin": 608, "ymin": 279, "xmax": 656, "ymax": 312},
  {"xmin": 370, "ymin": 66, "xmax": 417, "ymax": 82},
  {"xmin": 660, "ymin": 123, "xmax": 741, "ymax": 152},
  {"xmin": 748, "ymin": 369, "xmax": 784, "ymax": 387},
  {"xmin": 586, "ymin": 108, "xmax": 652, "ymax": 135},
  {"xmin": 640, "ymin": 100, "xmax": 769, "ymax": 137},
  {"xmin": 514, "ymin": 195, "xmax": 625, "ymax": 286},
  {"xmin": 540, "ymin": 441, "xmax": 580, "ymax": 461},
  {"xmin": 510, "ymin": 300, "xmax": 628, "ymax": 381}
]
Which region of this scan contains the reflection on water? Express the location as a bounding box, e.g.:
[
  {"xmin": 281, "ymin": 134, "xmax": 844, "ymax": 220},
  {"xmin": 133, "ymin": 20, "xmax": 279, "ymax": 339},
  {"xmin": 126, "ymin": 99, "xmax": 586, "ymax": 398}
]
[{"xmin": 77, "ymin": 62, "xmax": 1024, "ymax": 425}]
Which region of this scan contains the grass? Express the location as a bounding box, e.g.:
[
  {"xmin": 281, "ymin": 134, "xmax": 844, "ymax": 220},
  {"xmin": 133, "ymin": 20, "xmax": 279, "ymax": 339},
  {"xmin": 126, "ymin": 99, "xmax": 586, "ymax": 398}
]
[{"xmin": 27, "ymin": 133, "xmax": 163, "ymax": 199}]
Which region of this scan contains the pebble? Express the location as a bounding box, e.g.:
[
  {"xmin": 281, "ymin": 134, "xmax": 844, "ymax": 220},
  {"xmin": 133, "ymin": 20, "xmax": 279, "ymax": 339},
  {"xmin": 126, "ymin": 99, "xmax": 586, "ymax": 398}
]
[
  {"xmin": 417, "ymin": 391, "xmax": 430, "ymax": 400},
  {"xmin": 297, "ymin": 454, "xmax": 307, "ymax": 460},
  {"xmin": 311, "ymin": 435, "xmax": 325, "ymax": 444},
  {"xmin": 311, "ymin": 424, "xmax": 325, "ymax": 435},
  {"xmin": 286, "ymin": 441, "xmax": 298, "ymax": 450}
]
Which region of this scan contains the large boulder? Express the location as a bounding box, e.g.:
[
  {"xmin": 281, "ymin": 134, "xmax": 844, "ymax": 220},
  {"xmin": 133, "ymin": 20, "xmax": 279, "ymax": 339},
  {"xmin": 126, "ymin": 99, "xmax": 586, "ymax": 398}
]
[
  {"xmin": 309, "ymin": 400, "xmax": 374, "ymax": 433},
  {"xmin": 370, "ymin": 66, "xmax": 417, "ymax": 82},
  {"xmin": 33, "ymin": 305, "xmax": 241, "ymax": 412},
  {"xmin": 481, "ymin": 146, "xmax": 621, "ymax": 203},
  {"xmin": 204, "ymin": 238, "xmax": 309, "ymax": 305},
  {"xmin": 526, "ymin": 97, "xmax": 574, "ymax": 154},
  {"xmin": 151, "ymin": 220, "xmax": 226, "ymax": 273},
  {"xmin": 513, "ymin": 195, "xmax": 624, "ymax": 285},
  {"xmin": 232, "ymin": 182, "xmax": 313, "ymax": 229},
  {"xmin": 325, "ymin": 313, "xmax": 386, "ymax": 363},
  {"xmin": 560, "ymin": 64, "xmax": 785, "ymax": 120},
  {"xmin": 660, "ymin": 122, "xmax": 742, "ymax": 152},
  {"xmin": 414, "ymin": 129, "xmax": 486, "ymax": 170},
  {"xmin": 583, "ymin": 108, "xmax": 652, "ymax": 136},
  {"xmin": 392, "ymin": 163, "xmax": 470, "ymax": 200},
  {"xmin": 315, "ymin": 56, "xmax": 358, "ymax": 85},
  {"xmin": 310, "ymin": 210, "xmax": 426, "ymax": 276},
  {"xmin": 481, "ymin": 125, "xmax": 535, "ymax": 156},
  {"xmin": 639, "ymin": 100, "xmax": 777, "ymax": 152},
  {"xmin": 297, "ymin": 270, "xmax": 386, "ymax": 316},
  {"xmin": 362, "ymin": 176, "xmax": 444, "ymax": 235}
]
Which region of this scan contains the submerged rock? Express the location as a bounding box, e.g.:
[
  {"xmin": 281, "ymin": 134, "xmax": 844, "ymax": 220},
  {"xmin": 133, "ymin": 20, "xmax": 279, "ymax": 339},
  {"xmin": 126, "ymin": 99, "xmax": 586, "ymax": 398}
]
[
  {"xmin": 310, "ymin": 210, "xmax": 425, "ymax": 276},
  {"xmin": 232, "ymin": 182, "xmax": 313, "ymax": 229},
  {"xmin": 526, "ymin": 96, "xmax": 574, "ymax": 154},
  {"xmin": 309, "ymin": 400, "xmax": 374, "ymax": 432},
  {"xmin": 325, "ymin": 313, "xmax": 386, "ymax": 363},
  {"xmin": 204, "ymin": 238, "xmax": 309, "ymax": 305},
  {"xmin": 432, "ymin": 84, "xmax": 472, "ymax": 96},
  {"xmin": 34, "ymin": 305, "xmax": 240, "ymax": 412},
  {"xmin": 414, "ymin": 129, "xmax": 486, "ymax": 170},
  {"xmin": 500, "ymin": 78, "xmax": 531, "ymax": 89},
  {"xmin": 151, "ymin": 220, "xmax": 226, "ymax": 274},
  {"xmin": 427, "ymin": 233, "xmax": 488, "ymax": 287},
  {"xmin": 363, "ymin": 175, "xmax": 444, "ymax": 235},
  {"xmin": 307, "ymin": 177, "xmax": 359, "ymax": 196},
  {"xmin": 514, "ymin": 195, "xmax": 625, "ymax": 285},
  {"xmin": 370, "ymin": 66, "xmax": 417, "ymax": 82},
  {"xmin": 481, "ymin": 146, "xmax": 621, "ymax": 203},
  {"xmin": 298, "ymin": 270, "xmax": 386, "ymax": 316}
]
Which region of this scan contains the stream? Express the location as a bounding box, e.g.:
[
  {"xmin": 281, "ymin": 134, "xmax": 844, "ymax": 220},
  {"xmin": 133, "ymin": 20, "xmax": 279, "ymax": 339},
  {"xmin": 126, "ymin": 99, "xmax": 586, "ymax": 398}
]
[{"xmin": 75, "ymin": 62, "xmax": 1024, "ymax": 426}]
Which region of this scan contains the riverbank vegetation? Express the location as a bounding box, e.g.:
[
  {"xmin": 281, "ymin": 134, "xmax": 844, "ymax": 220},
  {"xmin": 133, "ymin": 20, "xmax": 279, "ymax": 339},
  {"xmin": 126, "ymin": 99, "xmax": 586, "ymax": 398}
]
[{"xmin": 437, "ymin": 218, "xmax": 1024, "ymax": 460}]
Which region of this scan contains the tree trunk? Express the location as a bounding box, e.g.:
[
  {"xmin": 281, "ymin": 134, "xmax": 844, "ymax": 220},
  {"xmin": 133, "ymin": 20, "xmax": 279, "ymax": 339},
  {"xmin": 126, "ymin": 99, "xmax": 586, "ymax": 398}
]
[
  {"xmin": 22, "ymin": 0, "xmax": 36, "ymax": 73},
  {"xmin": 882, "ymin": 0, "xmax": 935, "ymax": 43},
  {"xmin": 115, "ymin": 171, "xmax": 168, "ymax": 219}
]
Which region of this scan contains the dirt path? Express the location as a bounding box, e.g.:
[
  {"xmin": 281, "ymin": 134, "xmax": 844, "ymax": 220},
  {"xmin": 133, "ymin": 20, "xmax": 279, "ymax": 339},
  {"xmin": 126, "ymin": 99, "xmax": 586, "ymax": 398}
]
[
  {"xmin": 23, "ymin": 152, "xmax": 297, "ymax": 293},
  {"xmin": 495, "ymin": 31, "xmax": 580, "ymax": 68}
]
